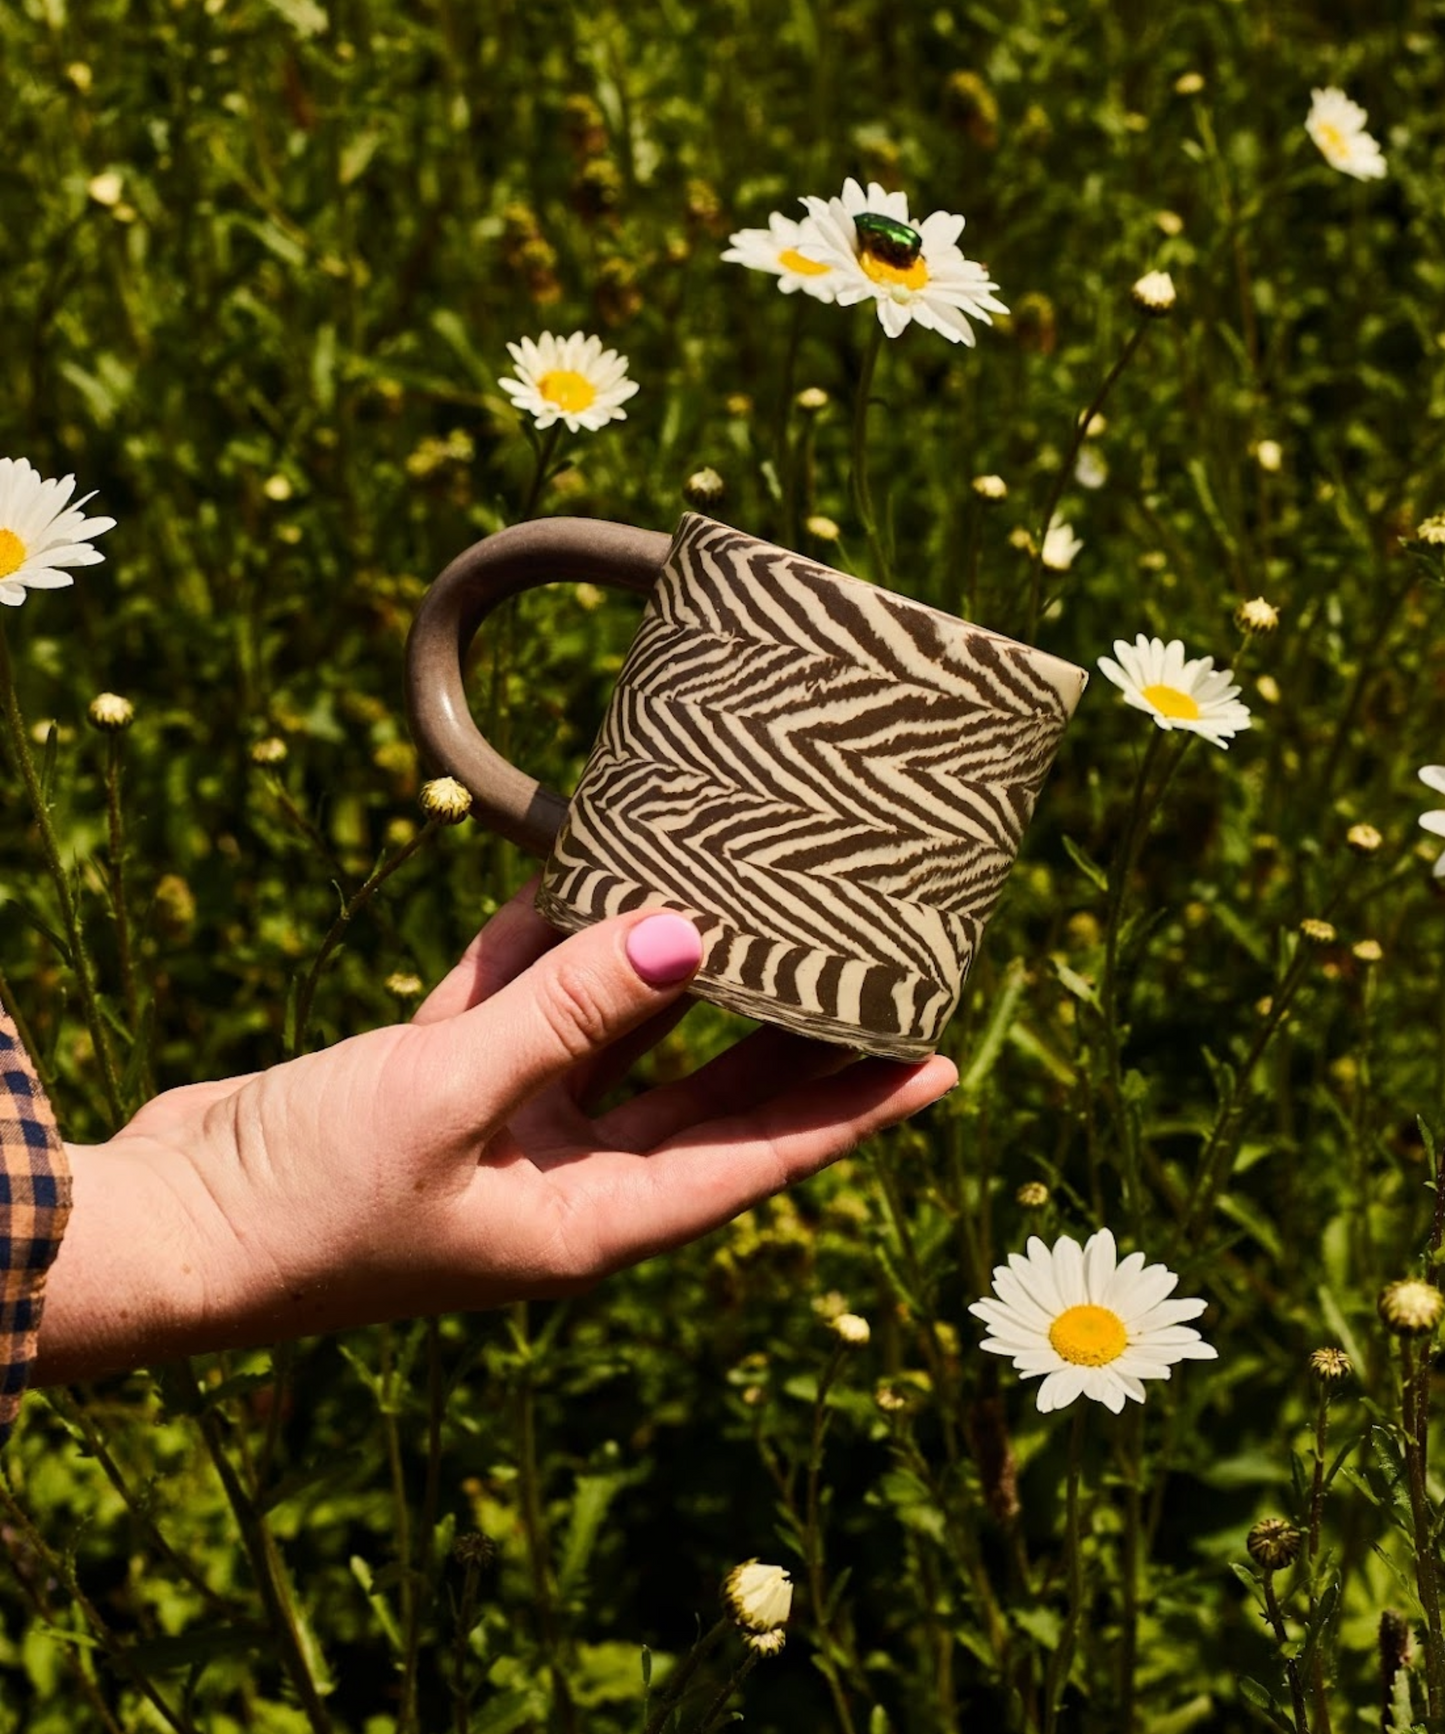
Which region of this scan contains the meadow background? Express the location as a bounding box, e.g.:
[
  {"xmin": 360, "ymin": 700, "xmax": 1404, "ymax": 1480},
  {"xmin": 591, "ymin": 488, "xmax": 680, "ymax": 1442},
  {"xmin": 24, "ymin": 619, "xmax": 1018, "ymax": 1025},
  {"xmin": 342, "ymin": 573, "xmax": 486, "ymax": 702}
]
[{"xmin": 3, "ymin": 0, "xmax": 1445, "ymax": 1729}]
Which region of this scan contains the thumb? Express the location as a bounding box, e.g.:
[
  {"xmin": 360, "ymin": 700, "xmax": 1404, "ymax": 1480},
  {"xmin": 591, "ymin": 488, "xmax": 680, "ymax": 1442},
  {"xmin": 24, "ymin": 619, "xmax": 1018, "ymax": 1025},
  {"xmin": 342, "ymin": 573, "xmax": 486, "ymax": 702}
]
[{"xmin": 430, "ymin": 910, "xmax": 704, "ymax": 1128}]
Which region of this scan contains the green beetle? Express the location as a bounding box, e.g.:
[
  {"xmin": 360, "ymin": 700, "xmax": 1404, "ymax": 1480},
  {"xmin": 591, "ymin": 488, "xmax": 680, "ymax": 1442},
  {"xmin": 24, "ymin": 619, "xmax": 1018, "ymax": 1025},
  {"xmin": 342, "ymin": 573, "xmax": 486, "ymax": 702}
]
[{"xmin": 853, "ymin": 211, "xmax": 923, "ymax": 270}]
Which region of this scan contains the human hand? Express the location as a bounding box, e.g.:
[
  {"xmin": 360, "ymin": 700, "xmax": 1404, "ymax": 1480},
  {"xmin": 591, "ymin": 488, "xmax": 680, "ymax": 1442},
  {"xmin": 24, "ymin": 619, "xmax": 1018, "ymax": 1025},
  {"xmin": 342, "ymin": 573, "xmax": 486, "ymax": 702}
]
[{"xmin": 35, "ymin": 886, "xmax": 956, "ymax": 1380}]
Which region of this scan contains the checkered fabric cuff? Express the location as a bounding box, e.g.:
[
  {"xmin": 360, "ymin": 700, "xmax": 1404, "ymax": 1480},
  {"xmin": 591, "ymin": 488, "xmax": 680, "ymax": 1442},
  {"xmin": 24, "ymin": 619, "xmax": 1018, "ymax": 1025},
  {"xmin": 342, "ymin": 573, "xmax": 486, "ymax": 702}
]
[{"xmin": 0, "ymin": 1009, "xmax": 70, "ymax": 1447}]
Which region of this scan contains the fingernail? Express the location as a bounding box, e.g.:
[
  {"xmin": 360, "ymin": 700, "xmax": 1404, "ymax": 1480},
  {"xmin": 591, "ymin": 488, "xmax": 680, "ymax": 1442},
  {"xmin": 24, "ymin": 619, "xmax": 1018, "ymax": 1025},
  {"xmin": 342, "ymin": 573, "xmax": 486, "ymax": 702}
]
[{"xmin": 626, "ymin": 912, "xmax": 703, "ymax": 987}]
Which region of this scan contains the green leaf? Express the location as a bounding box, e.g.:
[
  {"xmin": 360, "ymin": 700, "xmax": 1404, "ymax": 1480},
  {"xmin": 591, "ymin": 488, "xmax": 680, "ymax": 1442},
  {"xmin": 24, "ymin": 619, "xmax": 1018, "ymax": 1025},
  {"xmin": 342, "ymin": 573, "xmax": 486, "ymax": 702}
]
[
  {"xmin": 557, "ymin": 1470, "xmax": 628, "ymax": 1600},
  {"xmin": 1061, "ymin": 833, "xmax": 1108, "ymax": 893},
  {"xmin": 349, "ymin": 1556, "xmax": 403, "ymax": 1655}
]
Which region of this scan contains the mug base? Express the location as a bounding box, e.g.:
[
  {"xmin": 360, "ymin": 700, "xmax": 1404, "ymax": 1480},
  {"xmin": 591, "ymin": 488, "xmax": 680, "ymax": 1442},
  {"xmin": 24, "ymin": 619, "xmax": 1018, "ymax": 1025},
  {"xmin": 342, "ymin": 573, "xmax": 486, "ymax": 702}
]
[{"xmin": 534, "ymin": 884, "xmax": 938, "ymax": 1063}]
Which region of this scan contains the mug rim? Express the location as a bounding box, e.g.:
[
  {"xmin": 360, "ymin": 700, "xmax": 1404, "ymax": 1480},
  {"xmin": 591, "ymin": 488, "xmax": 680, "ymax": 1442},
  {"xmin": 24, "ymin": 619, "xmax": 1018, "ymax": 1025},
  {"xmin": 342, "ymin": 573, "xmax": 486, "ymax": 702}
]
[{"xmin": 674, "ymin": 512, "xmax": 1089, "ymax": 698}]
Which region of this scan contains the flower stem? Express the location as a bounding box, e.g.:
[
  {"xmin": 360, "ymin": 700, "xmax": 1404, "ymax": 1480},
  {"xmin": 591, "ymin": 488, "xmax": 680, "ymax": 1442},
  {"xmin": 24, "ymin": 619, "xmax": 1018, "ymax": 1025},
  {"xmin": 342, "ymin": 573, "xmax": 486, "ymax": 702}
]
[
  {"xmin": 518, "ymin": 421, "xmax": 564, "ymax": 523},
  {"xmin": 1043, "ymin": 1408, "xmax": 1088, "ymax": 1734},
  {"xmin": 1400, "ymin": 1336, "xmax": 1445, "ymax": 1722},
  {"xmin": 848, "ymin": 319, "xmax": 890, "ymax": 585},
  {"xmin": 690, "ymin": 1648, "xmax": 761, "ymax": 1734},
  {"xmin": 1026, "ymin": 319, "xmax": 1150, "ymax": 639},
  {"xmin": 289, "ymin": 820, "xmax": 440, "ymax": 1056},
  {"xmin": 0, "ymin": 622, "xmax": 124, "ymax": 1126},
  {"xmin": 639, "ymin": 1618, "xmax": 729, "ymax": 1734},
  {"xmin": 1261, "ymin": 1569, "xmax": 1311, "ymax": 1734}
]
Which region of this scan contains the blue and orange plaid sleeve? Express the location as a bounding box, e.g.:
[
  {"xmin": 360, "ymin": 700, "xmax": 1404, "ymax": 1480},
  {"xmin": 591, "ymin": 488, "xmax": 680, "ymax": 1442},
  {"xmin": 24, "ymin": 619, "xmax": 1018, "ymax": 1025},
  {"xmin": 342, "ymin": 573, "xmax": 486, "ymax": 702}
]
[{"xmin": 0, "ymin": 1008, "xmax": 71, "ymax": 1447}]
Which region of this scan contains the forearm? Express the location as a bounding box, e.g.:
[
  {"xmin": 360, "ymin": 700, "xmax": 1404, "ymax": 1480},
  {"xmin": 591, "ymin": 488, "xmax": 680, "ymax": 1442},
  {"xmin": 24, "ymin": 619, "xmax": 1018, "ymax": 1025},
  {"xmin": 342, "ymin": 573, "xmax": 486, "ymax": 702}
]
[{"xmin": 30, "ymin": 1142, "xmax": 215, "ymax": 1384}]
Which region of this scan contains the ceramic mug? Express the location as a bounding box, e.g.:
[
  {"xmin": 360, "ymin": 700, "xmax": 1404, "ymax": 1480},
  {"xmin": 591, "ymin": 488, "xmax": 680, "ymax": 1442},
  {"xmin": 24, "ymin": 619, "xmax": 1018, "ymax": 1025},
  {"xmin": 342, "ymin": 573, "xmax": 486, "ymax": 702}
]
[{"xmin": 405, "ymin": 512, "xmax": 1087, "ymax": 1061}]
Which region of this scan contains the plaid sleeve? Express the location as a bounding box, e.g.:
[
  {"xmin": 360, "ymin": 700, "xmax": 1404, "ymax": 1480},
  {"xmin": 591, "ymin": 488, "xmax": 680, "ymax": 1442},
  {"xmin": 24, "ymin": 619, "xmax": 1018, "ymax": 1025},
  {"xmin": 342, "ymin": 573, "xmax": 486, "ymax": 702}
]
[{"xmin": 0, "ymin": 1008, "xmax": 71, "ymax": 1447}]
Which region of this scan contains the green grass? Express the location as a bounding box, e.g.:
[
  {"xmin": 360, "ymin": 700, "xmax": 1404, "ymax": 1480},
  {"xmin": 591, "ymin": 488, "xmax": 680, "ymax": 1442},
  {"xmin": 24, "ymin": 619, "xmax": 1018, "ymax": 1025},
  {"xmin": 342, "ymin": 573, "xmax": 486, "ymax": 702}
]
[{"xmin": 4, "ymin": 0, "xmax": 1445, "ymax": 1729}]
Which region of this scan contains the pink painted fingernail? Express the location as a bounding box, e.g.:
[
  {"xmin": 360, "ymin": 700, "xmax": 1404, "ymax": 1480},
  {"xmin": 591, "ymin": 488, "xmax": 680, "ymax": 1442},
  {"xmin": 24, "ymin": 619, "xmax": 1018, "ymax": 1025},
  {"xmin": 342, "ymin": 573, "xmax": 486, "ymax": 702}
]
[{"xmin": 626, "ymin": 912, "xmax": 703, "ymax": 987}]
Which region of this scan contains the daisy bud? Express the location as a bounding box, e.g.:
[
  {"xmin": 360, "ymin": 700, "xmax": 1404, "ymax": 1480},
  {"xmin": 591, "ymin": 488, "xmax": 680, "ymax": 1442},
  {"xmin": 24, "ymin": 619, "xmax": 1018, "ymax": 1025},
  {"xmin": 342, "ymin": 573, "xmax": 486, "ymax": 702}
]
[
  {"xmin": 1256, "ymin": 674, "xmax": 1281, "ymax": 705},
  {"xmin": 722, "ymin": 1560, "xmax": 793, "ymax": 1634},
  {"xmin": 806, "ymin": 514, "xmax": 841, "ymax": 543},
  {"xmin": 1416, "ymin": 513, "xmax": 1445, "ymax": 547},
  {"xmin": 1352, "ymin": 938, "xmax": 1383, "ymax": 965},
  {"xmin": 725, "ymin": 393, "xmax": 753, "ymax": 418},
  {"xmin": 1247, "ymin": 1517, "xmax": 1302, "ymax": 1572},
  {"xmin": 1378, "ymin": 1278, "xmax": 1445, "ymax": 1337},
  {"xmin": 795, "ymin": 386, "xmax": 830, "ymax": 414},
  {"xmin": 250, "ymin": 736, "xmax": 288, "ymax": 766},
  {"xmin": 263, "ymin": 473, "xmax": 294, "ymax": 502},
  {"xmin": 87, "ymin": 692, "xmax": 134, "ymax": 732},
  {"xmin": 1155, "ymin": 210, "xmax": 1185, "ymax": 236},
  {"xmin": 1309, "ymin": 1347, "xmax": 1352, "ymax": 1383},
  {"xmin": 1174, "ymin": 71, "xmax": 1205, "ymax": 95},
  {"xmin": 452, "ymin": 1532, "xmax": 496, "ymax": 1568},
  {"xmin": 1346, "ymin": 823, "xmax": 1382, "ymax": 854},
  {"xmin": 831, "ymin": 1312, "xmax": 871, "ymax": 1347},
  {"xmin": 1255, "ymin": 439, "xmax": 1283, "ymax": 473},
  {"xmin": 385, "ymin": 971, "xmax": 424, "ymax": 1000},
  {"xmin": 682, "ymin": 467, "xmax": 725, "ymax": 509},
  {"xmin": 874, "ymin": 1382, "xmax": 909, "ymax": 1414},
  {"xmin": 1131, "ymin": 270, "xmax": 1177, "ymax": 316},
  {"xmin": 1016, "ymin": 1181, "xmax": 1050, "ymax": 1209},
  {"xmin": 972, "ymin": 474, "xmax": 1008, "ymax": 504},
  {"xmin": 66, "ymin": 61, "xmax": 93, "ymax": 92},
  {"xmin": 1298, "ymin": 918, "xmax": 1337, "ymax": 946},
  {"xmin": 1234, "ymin": 597, "xmax": 1280, "ymax": 635},
  {"xmin": 87, "ymin": 172, "xmax": 124, "ymax": 207},
  {"xmin": 745, "ymin": 1628, "xmax": 787, "ymax": 1658},
  {"xmin": 419, "ymin": 776, "xmax": 472, "ymax": 824}
]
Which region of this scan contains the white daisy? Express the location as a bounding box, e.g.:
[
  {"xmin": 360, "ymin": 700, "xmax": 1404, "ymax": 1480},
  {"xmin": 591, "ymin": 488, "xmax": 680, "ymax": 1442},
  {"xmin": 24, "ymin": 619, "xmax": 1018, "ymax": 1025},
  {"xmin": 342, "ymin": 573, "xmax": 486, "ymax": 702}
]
[
  {"xmin": 497, "ymin": 331, "xmax": 639, "ymax": 434},
  {"xmin": 1418, "ymin": 766, "xmax": 1445, "ymax": 877},
  {"xmin": 797, "ymin": 176, "xmax": 1007, "ymax": 345},
  {"xmin": 0, "ymin": 457, "xmax": 115, "ymax": 608},
  {"xmin": 720, "ymin": 210, "xmax": 839, "ymax": 303},
  {"xmin": 1097, "ymin": 633, "xmax": 1252, "ymax": 749},
  {"xmin": 1305, "ymin": 87, "xmax": 1387, "ymax": 181},
  {"xmin": 1041, "ymin": 519, "xmax": 1083, "ymax": 570},
  {"xmin": 969, "ymin": 1229, "xmax": 1217, "ymax": 1415}
]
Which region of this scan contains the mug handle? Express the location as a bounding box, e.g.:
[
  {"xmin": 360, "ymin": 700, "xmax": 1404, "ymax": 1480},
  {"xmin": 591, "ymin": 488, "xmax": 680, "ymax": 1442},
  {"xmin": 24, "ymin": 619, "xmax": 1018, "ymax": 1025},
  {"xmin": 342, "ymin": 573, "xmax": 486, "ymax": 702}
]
[{"xmin": 404, "ymin": 516, "xmax": 672, "ymax": 856}]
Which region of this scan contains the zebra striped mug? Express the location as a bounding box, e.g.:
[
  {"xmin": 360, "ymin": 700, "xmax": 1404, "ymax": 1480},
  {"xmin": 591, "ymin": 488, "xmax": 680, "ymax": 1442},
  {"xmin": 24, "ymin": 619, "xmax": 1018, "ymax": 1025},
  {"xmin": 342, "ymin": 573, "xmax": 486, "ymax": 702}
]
[{"xmin": 406, "ymin": 513, "xmax": 1087, "ymax": 1061}]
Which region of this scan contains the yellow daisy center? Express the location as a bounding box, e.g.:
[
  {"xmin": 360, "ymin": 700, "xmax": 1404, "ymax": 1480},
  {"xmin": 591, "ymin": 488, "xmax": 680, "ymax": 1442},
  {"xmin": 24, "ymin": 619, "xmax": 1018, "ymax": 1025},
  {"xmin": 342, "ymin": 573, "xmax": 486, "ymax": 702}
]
[
  {"xmin": 0, "ymin": 528, "xmax": 27, "ymax": 580},
  {"xmin": 1049, "ymin": 1304, "xmax": 1128, "ymax": 1367},
  {"xmin": 778, "ymin": 248, "xmax": 830, "ymax": 277},
  {"xmin": 1315, "ymin": 121, "xmax": 1347, "ymax": 161},
  {"xmin": 536, "ymin": 369, "xmax": 598, "ymax": 414},
  {"xmin": 1141, "ymin": 681, "xmax": 1201, "ymax": 721},
  {"xmin": 859, "ymin": 250, "xmax": 929, "ymax": 291}
]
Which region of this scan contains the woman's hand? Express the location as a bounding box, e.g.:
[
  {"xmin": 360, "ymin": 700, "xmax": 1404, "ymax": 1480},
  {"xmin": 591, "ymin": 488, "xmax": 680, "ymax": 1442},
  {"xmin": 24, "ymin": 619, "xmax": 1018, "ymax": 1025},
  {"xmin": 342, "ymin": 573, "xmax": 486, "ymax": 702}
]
[{"xmin": 35, "ymin": 886, "xmax": 956, "ymax": 1381}]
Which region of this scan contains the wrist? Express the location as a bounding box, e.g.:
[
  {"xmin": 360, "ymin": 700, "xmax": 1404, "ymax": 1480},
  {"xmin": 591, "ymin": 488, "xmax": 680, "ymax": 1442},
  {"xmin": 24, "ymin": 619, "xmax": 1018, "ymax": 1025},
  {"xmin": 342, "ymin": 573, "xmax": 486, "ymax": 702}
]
[{"xmin": 32, "ymin": 1139, "xmax": 216, "ymax": 1383}]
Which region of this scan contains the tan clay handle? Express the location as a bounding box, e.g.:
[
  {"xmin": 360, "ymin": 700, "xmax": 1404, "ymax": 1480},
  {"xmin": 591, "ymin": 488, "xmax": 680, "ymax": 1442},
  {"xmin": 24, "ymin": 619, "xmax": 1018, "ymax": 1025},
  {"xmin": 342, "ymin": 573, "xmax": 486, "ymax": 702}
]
[{"xmin": 404, "ymin": 517, "xmax": 672, "ymax": 855}]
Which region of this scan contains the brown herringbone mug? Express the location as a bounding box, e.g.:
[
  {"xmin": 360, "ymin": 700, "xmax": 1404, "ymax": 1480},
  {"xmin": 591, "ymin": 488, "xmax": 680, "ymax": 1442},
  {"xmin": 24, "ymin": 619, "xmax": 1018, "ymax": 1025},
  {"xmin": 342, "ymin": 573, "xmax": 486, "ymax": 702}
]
[{"xmin": 406, "ymin": 513, "xmax": 1087, "ymax": 1060}]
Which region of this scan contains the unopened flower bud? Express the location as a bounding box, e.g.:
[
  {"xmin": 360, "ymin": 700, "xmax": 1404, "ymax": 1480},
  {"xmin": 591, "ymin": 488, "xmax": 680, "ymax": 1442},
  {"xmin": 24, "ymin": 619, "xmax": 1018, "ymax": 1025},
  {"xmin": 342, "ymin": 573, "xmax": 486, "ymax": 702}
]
[
  {"xmin": 682, "ymin": 466, "xmax": 725, "ymax": 509},
  {"xmin": 806, "ymin": 514, "xmax": 840, "ymax": 542},
  {"xmin": 1415, "ymin": 512, "xmax": 1445, "ymax": 547},
  {"xmin": 87, "ymin": 172, "xmax": 123, "ymax": 207},
  {"xmin": 795, "ymin": 386, "xmax": 829, "ymax": 414},
  {"xmin": 88, "ymin": 692, "xmax": 134, "ymax": 732},
  {"xmin": 1235, "ymin": 597, "xmax": 1279, "ymax": 635},
  {"xmin": 1131, "ymin": 270, "xmax": 1177, "ymax": 316},
  {"xmin": 1347, "ymin": 823, "xmax": 1382, "ymax": 854},
  {"xmin": 1378, "ymin": 1278, "xmax": 1445, "ymax": 1336},
  {"xmin": 1255, "ymin": 439, "xmax": 1283, "ymax": 473},
  {"xmin": 1309, "ymin": 1347, "xmax": 1352, "ymax": 1383},
  {"xmin": 262, "ymin": 473, "xmax": 294, "ymax": 502},
  {"xmin": 1016, "ymin": 1181, "xmax": 1050, "ymax": 1209},
  {"xmin": 1299, "ymin": 918, "xmax": 1337, "ymax": 946},
  {"xmin": 385, "ymin": 971, "xmax": 424, "ymax": 1000},
  {"xmin": 722, "ymin": 1560, "xmax": 793, "ymax": 1633},
  {"xmin": 1174, "ymin": 71, "xmax": 1205, "ymax": 95},
  {"xmin": 745, "ymin": 1628, "xmax": 787, "ymax": 1657},
  {"xmin": 1352, "ymin": 938, "xmax": 1383, "ymax": 965},
  {"xmin": 1247, "ymin": 1517, "xmax": 1301, "ymax": 1571},
  {"xmin": 972, "ymin": 474, "xmax": 1008, "ymax": 503},
  {"xmin": 831, "ymin": 1312, "xmax": 871, "ymax": 1347},
  {"xmin": 250, "ymin": 736, "xmax": 288, "ymax": 766},
  {"xmin": 420, "ymin": 776, "xmax": 472, "ymax": 824}
]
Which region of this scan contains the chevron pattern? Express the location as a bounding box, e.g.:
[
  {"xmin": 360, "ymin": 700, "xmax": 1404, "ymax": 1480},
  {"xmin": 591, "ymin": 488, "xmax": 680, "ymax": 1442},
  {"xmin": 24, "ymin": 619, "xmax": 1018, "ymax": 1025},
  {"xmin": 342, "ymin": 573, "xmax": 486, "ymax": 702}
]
[{"xmin": 536, "ymin": 515, "xmax": 1087, "ymax": 1059}]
